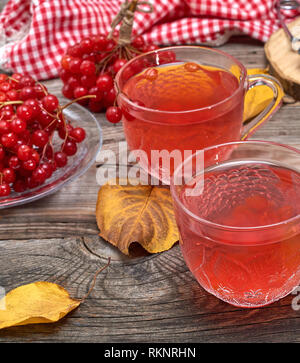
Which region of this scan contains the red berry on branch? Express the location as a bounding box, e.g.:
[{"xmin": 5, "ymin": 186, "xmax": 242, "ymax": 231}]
[
  {"xmin": 69, "ymin": 127, "xmax": 86, "ymax": 142},
  {"xmin": 0, "ymin": 183, "xmax": 11, "ymax": 197},
  {"xmin": 96, "ymin": 74, "xmax": 113, "ymax": 92},
  {"xmin": 17, "ymin": 144, "xmax": 32, "ymax": 161},
  {"xmin": 80, "ymin": 60, "xmax": 96, "ymax": 76},
  {"xmin": 42, "ymin": 94, "xmax": 59, "ymax": 112},
  {"xmin": 17, "ymin": 104, "xmax": 34, "ymax": 121},
  {"xmin": 106, "ymin": 106, "xmax": 122, "ymax": 124},
  {"xmin": 32, "ymin": 130, "xmax": 49, "ymax": 147},
  {"xmin": 113, "ymin": 59, "xmax": 127, "ymax": 74},
  {"xmin": 54, "ymin": 151, "xmax": 68, "ymax": 168}
]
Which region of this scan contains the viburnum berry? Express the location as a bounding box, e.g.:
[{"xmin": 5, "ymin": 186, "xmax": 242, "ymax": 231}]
[
  {"xmin": 13, "ymin": 179, "xmax": 27, "ymax": 193},
  {"xmin": 54, "ymin": 151, "xmax": 68, "ymax": 168},
  {"xmin": 42, "ymin": 94, "xmax": 59, "ymax": 112},
  {"xmin": 80, "ymin": 60, "xmax": 96, "ymax": 76},
  {"xmin": 32, "ymin": 166, "xmax": 47, "ymax": 184},
  {"xmin": 0, "ymin": 183, "xmax": 11, "ymax": 197},
  {"xmin": 62, "ymin": 140, "xmax": 77, "ymax": 156},
  {"xmin": 96, "ymin": 74, "xmax": 113, "ymax": 92},
  {"xmin": 73, "ymin": 86, "xmax": 88, "ymax": 99},
  {"xmin": 17, "ymin": 104, "xmax": 34, "ymax": 121},
  {"xmin": 2, "ymin": 168, "xmax": 16, "ymax": 184},
  {"xmin": 32, "ymin": 130, "xmax": 49, "ymax": 147},
  {"xmin": 11, "ymin": 118, "xmax": 27, "ymax": 134},
  {"xmin": 22, "ymin": 159, "xmax": 37, "ymax": 171},
  {"xmin": 20, "ymin": 86, "xmax": 36, "ymax": 100},
  {"xmin": 1, "ymin": 132, "xmax": 18, "ymax": 148},
  {"xmin": 17, "ymin": 144, "xmax": 32, "ymax": 161},
  {"xmin": 69, "ymin": 127, "xmax": 86, "ymax": 143},
  {"xmin": 113, "ymin": 58, "xmax": 127, "ymax": 74},
  {"xmin": 106, "ymin": 106, "xmax": 122, "ymax": 123},
  {"xmin": 0, "ymin": 146, "xmax": 5, "ymax": 160}
]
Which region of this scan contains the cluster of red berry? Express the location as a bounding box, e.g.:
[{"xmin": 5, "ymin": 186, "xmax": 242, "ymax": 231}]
[
  {"xmin": 59, "ymin": 34, "xmax": 158, "ymax": 123},
  {"xmin": 0, "ymin": 73, "xmax": 86, "ymax": 197}
]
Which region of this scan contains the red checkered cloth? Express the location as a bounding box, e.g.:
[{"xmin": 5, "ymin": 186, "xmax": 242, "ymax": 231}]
[{"xmin": 0, "ymin": 0, "xmax": 298, "ymax": 80}]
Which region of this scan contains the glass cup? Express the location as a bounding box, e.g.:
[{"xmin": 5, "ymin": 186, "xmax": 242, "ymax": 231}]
[
  {"xmin": 116, "ymin": 46, "xmax": 282, "ymax": 184},
  {"xmin": 170, "ymin": 141, "xmax": 300, "ymax": 308}
]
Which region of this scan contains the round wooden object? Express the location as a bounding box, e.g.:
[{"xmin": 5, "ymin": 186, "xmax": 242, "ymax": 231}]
[{"xmin": 265, "ymin": 17, "xmax": 300, "ymax": 100}]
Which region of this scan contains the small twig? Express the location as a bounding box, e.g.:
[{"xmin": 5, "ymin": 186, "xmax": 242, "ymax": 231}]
[{"xmin": 80, "ymin": 258, "xmax": 111, "ymax": 302}]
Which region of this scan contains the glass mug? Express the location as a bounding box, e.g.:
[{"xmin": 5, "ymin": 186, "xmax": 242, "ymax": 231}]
[
  {"xmin": 115, "ymin": 46, "xmax": 282, "ymax": 183},
  {"xmin": 171, "ymin": 141, "xmax": 300, "ymax": 308}
]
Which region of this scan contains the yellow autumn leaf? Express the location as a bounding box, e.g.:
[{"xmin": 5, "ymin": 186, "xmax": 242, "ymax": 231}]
[
  {"xmin": 0, "ymin": 282, "xmax": 80, "ymax": 330},
  {"xmin": 243, "ymin": 68, "xmax": 284, "ymax": 122},
  {"xmin": 96, "ymin": 181, "xmax": 179, "ymax": 255}
]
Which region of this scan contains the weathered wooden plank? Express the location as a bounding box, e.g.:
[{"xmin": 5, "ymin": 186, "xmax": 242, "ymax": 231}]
[{"xmin": 0, "ymin": 236, "xmax": 299, "ymax": 343}]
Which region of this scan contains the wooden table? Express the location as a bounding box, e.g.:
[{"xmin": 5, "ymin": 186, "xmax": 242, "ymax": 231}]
[{"xmin": 0, "ymin": 39, "xmax": 300, "ymax": 343}]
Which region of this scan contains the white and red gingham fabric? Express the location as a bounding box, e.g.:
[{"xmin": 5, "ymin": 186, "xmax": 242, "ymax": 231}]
[{"xmin": 0, "ymin": 0, "xmax": 298, "ymax": 80}]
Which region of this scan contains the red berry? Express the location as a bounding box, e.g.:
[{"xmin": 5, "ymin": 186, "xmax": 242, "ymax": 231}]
[
  {"xmin": 80, "ymin": 74, "xmax": 97, "ymax": 88},
  {"xmin": 42, "ymin": 94, "xmax": 59, "ymax": 112},
  {"xmin": 88, "ymin": 99, "xmax": 103, "ymax": 113},
  {"xmin": 8, "ymin": 156, "xmax": 20, "ymax": 170},
  {"xmin": 59, "ymin": 68, "xmax": 71, "ymax": 82},
  {"xmin": 13, "ymin": 179, "xmax": 27, "ymax": 193},
  {"xmin": 132, "ymin": 36, "xmax": 145, "ymax": 49},
  {"xmin": 103, "ymin": 87, "xmax": 116, "ymax": 107},
  {"xmin": 22, "ymin": 159, "xmax": 37, "ymax": 171},
  {"xmin": 106, "ymin": 106, "xmax": 122, "ymax": 123},
  {"xmin": 67, "ymin": 44, "xmax": 83, "ymax": 57},
  {"xmin": 0, "ymin": 183, "xmax": 11, "ymax": 197},
  {"xmin": 73, "ymin": 86, "xmax": 88, "ymax": 99},
  {"xmin": 80, "ymin": 60, "xmax": 96, "ymax": 76},
  {"xmin": 113, "ymin": 59, "xmax": 127, "ymax": 74},
  {"xmin": 32, "ymin": 130, "xmax": 49, "ymax": 147},
  {"xmin": 17, "ymin": 144, "xmax": 32, "ymax": 161},
  {"xmin": 32, "ymin": 166, "xmax": 47, "ymax": 184},
  {"xmin": 88, "ymin": 86, "xmax": 103, "ymax": 102},
  {"xmin": 62, "ymin": 83, "xmax": 74, "ymax": 99},
  {"xmin": 19, "ymin": 75, "xmax": 35, "ymax": 88},
  {"xmin": 6, "ymin": 90, "xmax": 18, "ymax": 101},
  {"xmin": 69, "ymin": 127, "xmax": 86, "ymax": 142},
  {"xmin": 34, "ymin": 84, "xmax": 47, "ymax": 99},
  {"xmin": 17, "ymin": 104, "xmax": 34, "ymax": 121},
  {"xmin": 0, "ymin": 92, "xmax": 6, "ymax": 102},
  {"xmin": 20, "ymin": 86, "xmax": 36, "ymax": 100},
  {"xmin": 1, "ymin": 132, "xmax": 18, "ymax": 148},
  {"xmin": 0, "ymin": 120, "xmax": 11, "ymax": 134},
  {"xmin": 0, "ymin": 146, "xmax": 5, "ymax": 160},
  {"xmin": 31, "ymin": 150, "xmax": 40, "ymax": 164},
  {"xmin": 0, "ymin": 81, "xmax": 12, "ymax": 92},
  {"xmin": 79, "ymin": 38, "xmax": 94, "ymax": 54},
  {"xmin": 2, "ymin": 168, "xmax": 16, "ymax": 183},
  {"xmin": 69, "ymin": 57, "xmax": 82, "ymax": 74},
  {"xmin": 96, "ymin": 74, "xmax": 113, "ymax": 92},
  {"xmin": 24, "ymin": 98, "xmax": 40, "ymax": 117},
  {"xmin": 40, "ymin": 162, "xmax": 53, "ymax": 179},
  {"xmin": 93, "ymin": 35, "xmax": 109, "ymax": 51},
  {"xmin": 61, "ymin": 54, "xmax": 72, "ymax": 70},
  {"xmin": 62, "ymin": 140, "xmax": 77, "ymax": 156},
  {"xmin": 54, "ymin": 151, "xmax": 68, "ymax": 168},
  {"xmin": 11, "ymin": 118, "xmax": 27, "ymax": 134},
  {"xmin": 58, "ymin": 123, "xmax": 73, "ymax": 140}
]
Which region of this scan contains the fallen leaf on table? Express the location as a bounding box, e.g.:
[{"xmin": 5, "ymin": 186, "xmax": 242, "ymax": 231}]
[
  {"xmin": 243, "ymin": 67, "xmax": 284, "ymax": 122},
  {"xmin": 96, "ymin": 181, "xmax": 179, "ymax": 255},
  {"xmin": 0, "ymin": 282, "xmax": 80, "ymax": 330}
]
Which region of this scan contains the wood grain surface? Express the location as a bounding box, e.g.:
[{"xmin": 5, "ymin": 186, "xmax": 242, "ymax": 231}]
[{"xmin": 0, "ymin": 40, "xmax": 300, "ymax": 343}]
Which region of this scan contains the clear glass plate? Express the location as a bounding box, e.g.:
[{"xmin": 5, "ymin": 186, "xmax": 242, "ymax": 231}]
[{"xmin": 0, "ymin": 102, "xmax": 102, "ymax": 209}]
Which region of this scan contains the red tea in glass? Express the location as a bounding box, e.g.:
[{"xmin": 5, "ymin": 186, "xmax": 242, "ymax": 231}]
[
  {"xmin": 116, "ymin": 47, "xmax": 282, "ymax": 183},
  {"xmin": 171, "ymin": 141, "xmax": 300, "ymax": 307}
]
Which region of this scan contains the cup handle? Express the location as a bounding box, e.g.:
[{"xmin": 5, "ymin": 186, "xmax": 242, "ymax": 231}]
[{"xmin": 241, "ymin": 74, "xmax": 283, "ymax": 140}]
